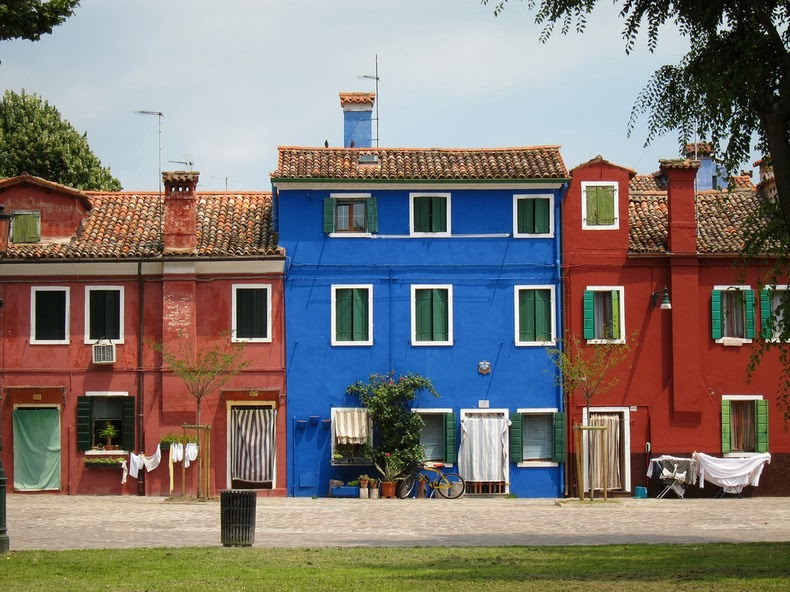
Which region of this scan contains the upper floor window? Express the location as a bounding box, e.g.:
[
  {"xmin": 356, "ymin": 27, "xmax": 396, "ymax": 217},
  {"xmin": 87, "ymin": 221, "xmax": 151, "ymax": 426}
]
[
  {"xmin": 323, "ymin": 194, "xmax": 378, "ymax": 235},
  {"xmin": 581, "ymin": 182, "xmax": 618, "ymax": 229},
  {"xmin": 712, "ymin": 286, "xmax": 755, "ymax": 342},
  {"xmin": 760, "ymin": 286, "xmax": 787, "ymax": 341},
  {"xmin": 331, "ymin": 285, "xmax": 373, "ymax": 346},
  {"xmin": 85, "ymin": 287, "xmax": 124, "ymax": 344},
  {"xmin": 11, "ymin": 210, "xmax": 41, "ymax": 243},
  {"xmin": 411, "ymin": 285, "xmax": 453, "ymax": 346},
  {"xmin": 514, "ymin": 195, "xmax": 553, "ymax": 237},
  {"xmin": 30, "ymin": 286, "xmax": 69, "ymax": 344},
  {"xmin": 721, "ymin": 396, "xmax": 768, "ymax": 455},
  {"xmin": 515, "ymin": 285, "xmax": 556, "ymax": 345},
  {"xmin": 410, "ymin": 193, "xmax": 450, "ymax": 236},
  {"xmin": 232, "ymin": 284, "xmax": 271, "ymax": 342},
  {"xmin": 583, "ymin": 287, "xmax": 625, "ymax": 343}
]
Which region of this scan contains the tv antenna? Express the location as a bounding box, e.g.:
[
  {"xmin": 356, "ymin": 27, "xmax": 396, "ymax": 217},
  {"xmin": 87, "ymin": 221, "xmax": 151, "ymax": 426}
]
[
  {"xmin": 207, "ymin": 176, "xmax": 231, "ymax": 191},
  {"xmin": 169, "ymin": 159, "xmax": 195, "ymax": 171},
  {"xmin": 134, "ymin": 110, "xmax": 163, "ymax": 195},
  {"xmin": 357, "ymin": 54, "xmax": 380, "ymax": 147}
]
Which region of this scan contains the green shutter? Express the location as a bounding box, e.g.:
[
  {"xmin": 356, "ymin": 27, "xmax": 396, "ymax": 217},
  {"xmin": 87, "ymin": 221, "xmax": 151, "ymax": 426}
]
[
  {"xmin": 585, "ymin": 187, "xmax": 599, "ymax": 225},
  {"xmin": 352, "ymin": 288, "xmax": 369, "ymax": 342},
  {"xmin": 432, "ymin": 289, "xmax": 449, "ymax": 341},
  {"xmin": 552, "ymin": 412, "xmax": 566, "ymax": 463},
  {"xmin": 90, "ymin": 290, "xmax": 120, "ymax": 341},
  {"xmin": 415, "ymin": 289, "xmax": 432, "ymax": 341},
  {"xmin": 534, "ymin": 198, "xmax": 550, "ymax": 234},
  {"xmin": 519, "ymin": 289, "xmax": 535, "ymax": 342},
  {"xmin": 443, "ymin": 412, "xmax": 457, "ymax": 463},
  {"xmin": 365, "ymin": 197, "xmax": 378, "ymax": 233},
  {"xmin": 76, "ymin": 396, "xmax": 93, "ymax": 451},
  {"xmin": 611, "ymin": 290, "xmax": 621, "ymax": 340},
  {"xmin": 721, "ymin": 399, "xmax": 731, "ymax": 454},
  {"xmin": 711, "ymin": 290, "xmax": 722, "ymax": 339},
  {"xmin": 122, "ymin": 397, "xmax": 136, "ymax": 452},
  {"xmin": 755, "ymin": 399, "xmax": 769, "ymax": 453},
  {"xmin": 536, "ymin": 289, "xmax": 551, "ymax": 341},
  {"xmin": 323, "ymin": 198, "xmax": 334, "ymax": 233},
  {"xmin": 583, "ymin": 290, "xmax": 595, "ymax": 340},
  {"xmin": 509, "ymin": 412, "xmax": 523, "ymax": 462},
  {"xmin": 12, "ymin": 212, "xmax": 40, "ymax": 242},
  {"xmin": 760, "ymin": 289, "xmax": 772, "ymax": 339},
  {"xmin": 598, "ymin": 186, "xmax": 616, "ymax": 225},
  {"xmin": 745, "ymin": 290, "xmax": 756, "ymax": 339},
  {"xmin": 414, "ymin": 197, "xmax": 429, "ymax": 232},
  {"xmin": 517, "ymin": 199, "xmax": 534, "ymax": 234},
  {"xmin": 335, "ymin": 289, "xmax": 352, "ymax": 341},
  {"xmin": 432, "ymin": 196, "xmax": 447, "ymax": 232}
]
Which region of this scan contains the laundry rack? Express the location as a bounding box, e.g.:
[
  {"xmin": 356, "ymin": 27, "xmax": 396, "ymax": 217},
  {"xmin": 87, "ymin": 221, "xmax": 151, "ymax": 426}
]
[{"xmin": 647, "ymin": 455, "xmax": 698, "ymax": 499}]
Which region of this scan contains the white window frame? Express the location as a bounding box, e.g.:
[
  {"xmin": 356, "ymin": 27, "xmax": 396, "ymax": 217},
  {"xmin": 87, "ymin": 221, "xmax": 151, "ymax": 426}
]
[
  {"xmin": 514, "ymin": 284, "xmax": 556, "ymax": 346},
  {"xmin": 410, "ymin": 284, "xmax": 454, "ymax": 346},
  {"xmin": 331, "ymin": 284, "xmax": 373, "ymax": 346},
  {"xmin": 414, "ymin": 408, "xmax": 454, "ymax": 467},
  {"xmin": 231, "ymin": 283, "xmax": 272, "ymax": 343},
  {"xmin": 722, "ymin": 394, "xmax": 765, "ymax": 458},
  {"xmin": 516, "ymin": 407, "xmax": 559, "ymax": 468},
  {"xmin": 83, "ymin": 286, "xmax": 125, "ymax": 345},
  {"xmin": 764, "ymin": 284, "xmax": 787, "ymax": 343},
  {"xmin": 30, "ymin": 286, "xmax": 70, "ymax": 345},
  {"xmin": 581, "ymin": 181, "xmax": 619, "ymax": 230},
  {"xmin": 714, "ymin": 284, "xmax": 753, "ymax": 344},
  {"xmin": 513, "ymin": 194, "xmax": 554, "ymax": 238},
  {"xmin": 330, "ymin": 407, "xmax": 372, "ymax": 465},
  {"xmin": 409, "ymin": 192, "xmax": 451, "ymax": 237},
  {"xmin": 586, "ymin": 286, "xmax": 626, "ymax": 344},
  {"xmin": 329, "ymin": 192, "xmax": 373, "ymax": 237}
]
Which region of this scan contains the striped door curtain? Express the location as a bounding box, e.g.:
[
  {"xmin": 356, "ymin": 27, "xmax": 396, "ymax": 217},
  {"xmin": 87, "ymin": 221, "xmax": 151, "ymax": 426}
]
[{"xmin": 231, "ymin": 407, "xmax": 276, "ymax": 484}]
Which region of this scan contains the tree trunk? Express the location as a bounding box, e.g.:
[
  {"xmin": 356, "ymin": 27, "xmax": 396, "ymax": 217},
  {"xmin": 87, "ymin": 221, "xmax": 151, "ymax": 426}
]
[{"xmin": 760, "ymin": 95, "xmax": 790, "ymax": 231}]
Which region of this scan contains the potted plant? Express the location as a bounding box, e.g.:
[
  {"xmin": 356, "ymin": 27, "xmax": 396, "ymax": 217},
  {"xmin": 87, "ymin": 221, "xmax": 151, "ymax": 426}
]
[
  {"xmin": 369, "ymin": 478, "xmax": 380, "ymax": 499},
  {"xmin": 358, "ymin": 474, "xmax": 370, "ymax": 488},
  {"xmin": 375, "ymin": 453, "xmax": 404, "ymax": 498},
  {"xmin": 98, "ymin": 422, "xmax": 118, "ymax": 449},
  {"xmin": 330, "ymin": 480, "xmax": 361, "ymax": 498},
  {"xmin": 84, "ymin": 456, "xmax": 124, "ymax": 470}
]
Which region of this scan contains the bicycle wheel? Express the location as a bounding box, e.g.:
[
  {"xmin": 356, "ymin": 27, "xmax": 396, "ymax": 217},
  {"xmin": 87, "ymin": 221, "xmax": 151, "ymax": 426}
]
[
  {"xmin": 435, "ymin": 472, "xmax": 465, "ymax": 499},
  {"xmin": 396, "ymin": 473, "xmax": 417, "ymax": 498}
]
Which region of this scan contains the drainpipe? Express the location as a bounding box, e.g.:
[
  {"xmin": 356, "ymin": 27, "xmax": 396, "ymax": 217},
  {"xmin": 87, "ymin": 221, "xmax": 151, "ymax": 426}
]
[
  {"xmin": 137, "ymin": 262, "xmax": 145, "ymax": 495},
  {"xmin": 557, "ymin": 183, "xmax": 568, "ymax": 498}
]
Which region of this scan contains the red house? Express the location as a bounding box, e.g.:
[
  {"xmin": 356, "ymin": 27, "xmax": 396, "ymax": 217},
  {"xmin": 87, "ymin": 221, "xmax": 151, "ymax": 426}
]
[
  {"xmin": 563, "ymin": 153, "xmax": 789, "ymax": 497},
  {"xmin": 0, "ymin": 172, "xmax": 287, "ymax": 496}
]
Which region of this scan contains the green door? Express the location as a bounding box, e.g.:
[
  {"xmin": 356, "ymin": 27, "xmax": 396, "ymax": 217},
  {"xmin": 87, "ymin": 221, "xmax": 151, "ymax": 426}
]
[{"xmin": 13, "ymin": 407, "xmax": 61, "ymax": 491}]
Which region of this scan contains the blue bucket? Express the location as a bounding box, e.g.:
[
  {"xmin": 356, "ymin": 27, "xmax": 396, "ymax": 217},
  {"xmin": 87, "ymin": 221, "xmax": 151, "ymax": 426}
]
[{"xmin": 634, "ymin": 486, "xmax": 648, "ymax": 499}]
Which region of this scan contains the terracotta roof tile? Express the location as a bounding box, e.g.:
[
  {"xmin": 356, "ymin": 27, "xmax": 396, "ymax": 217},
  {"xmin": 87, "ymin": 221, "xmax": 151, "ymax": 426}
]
[
  {"xmin": 339, "ymin": 92, "xmax": 375, "ymax": 108},
  {"xmin": 572, "ymin": 155, "xmax": 637, "ymax": 176},
  {"xmin": 272, "ymin": 146, "xmax": 569, "ymax": 181},
  {"xmin": 4, "ymin": 190, "xmax": 280, "ymax": 260},
  {"xmin": 630, "ymin": 172, "xmax": 667, "ymax": 192}
]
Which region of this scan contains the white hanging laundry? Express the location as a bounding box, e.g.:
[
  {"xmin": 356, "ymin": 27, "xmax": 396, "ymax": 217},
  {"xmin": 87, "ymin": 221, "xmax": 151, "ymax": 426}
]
[
  {"xmin": 171, "ymin": 442, "xmax": 184, "ymax": 463},
  {"xmin": 128, "ymin": 452, "xmax": 144, "ymax": 479},
  {"xmin": 143, "ymin": 444, "xmax": 161, "ymax": 472},
  {"xmin": 121, "ymin": 459, "xmax": 128, "ymax": 485},
  {"xmin": 184, "ymin": 442, "xmax": 199, "ymax": 468},
  {"xmin": 127, "ymin": 444, "xmax": 163, "ymax": 480}
]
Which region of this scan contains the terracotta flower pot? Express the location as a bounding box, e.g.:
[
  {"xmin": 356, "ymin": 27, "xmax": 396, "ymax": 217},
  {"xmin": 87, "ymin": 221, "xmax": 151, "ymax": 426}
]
[{"xmin": 380, "ymin": 481, "xmax": 396, "ymax": 498}]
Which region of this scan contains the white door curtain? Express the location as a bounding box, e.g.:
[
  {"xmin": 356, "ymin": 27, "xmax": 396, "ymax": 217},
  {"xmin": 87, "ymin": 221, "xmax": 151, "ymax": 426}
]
[{"xmin": 458, "ymin": 413, "xmax": 509, "ymax": 482}]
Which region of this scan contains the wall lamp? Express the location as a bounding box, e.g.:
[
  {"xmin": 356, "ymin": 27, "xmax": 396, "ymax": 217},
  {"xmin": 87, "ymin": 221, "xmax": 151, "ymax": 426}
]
[{"xmin": 650, "ymin": 286, "xmax": 672, "ymax": 310}]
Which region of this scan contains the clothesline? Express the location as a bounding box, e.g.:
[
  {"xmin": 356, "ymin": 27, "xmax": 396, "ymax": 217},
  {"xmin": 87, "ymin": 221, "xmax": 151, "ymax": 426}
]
[{"xmin": 121, "ymin": 442, "xmax": 199, "ymax": 488}]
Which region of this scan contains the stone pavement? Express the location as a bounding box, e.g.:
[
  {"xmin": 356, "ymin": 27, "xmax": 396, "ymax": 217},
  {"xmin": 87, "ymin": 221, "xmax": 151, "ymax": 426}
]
[{"xmin": 5, "ymin": 493, "xmax": 790, "ymax": 551}]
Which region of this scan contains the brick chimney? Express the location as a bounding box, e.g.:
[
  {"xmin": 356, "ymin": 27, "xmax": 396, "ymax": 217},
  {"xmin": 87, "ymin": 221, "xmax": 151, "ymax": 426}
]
[
  {"xmin": 162, "ymin": 171, "xmax": 198, "ymax": 252},
  {"xmin": 660, "ymin": 159, "xmax": 700, "ymax": 255},
  {"xmin": 0, "ymin": 205, "xmax": 11, "ymax": 254},
  {"xmin": 339, "ymin": 92, "xmax": 375, "ymax": 148}
]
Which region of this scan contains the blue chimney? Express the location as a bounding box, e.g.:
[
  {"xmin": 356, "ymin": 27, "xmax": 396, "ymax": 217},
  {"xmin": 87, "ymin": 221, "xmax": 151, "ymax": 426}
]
[
  {"xmin": 340, "ymin": 92, "xmax": 375, "ymax": 148},
  {"xmin": 684, "ymin": 142, "xmax": 729, "ymax": 190}
]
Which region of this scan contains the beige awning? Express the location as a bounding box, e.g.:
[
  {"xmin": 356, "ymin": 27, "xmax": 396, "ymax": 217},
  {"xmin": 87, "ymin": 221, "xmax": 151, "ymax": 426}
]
[{"xmin": 335, "ymin": 408, "xmax": 369, "ymax": 445}]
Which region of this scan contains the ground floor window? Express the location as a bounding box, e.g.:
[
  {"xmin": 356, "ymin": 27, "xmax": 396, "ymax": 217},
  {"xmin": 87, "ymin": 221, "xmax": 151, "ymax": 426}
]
[
  {"xmin": 722, "ymin": 396, "xmax": 768, "ymax": 454},
  {"xmin": 331, "ymin": 407, "xmax": 371, "ymax": 464},
  {"xmin": 77, "ymin": 394, "xmax": 134, "ymax": 451},
  {"xmin": 510, "ymin": 410, "xmax": 565, "ymax": 464},
  {"xmin": 415, "ymin": 410, "xmax": 456, "ymax": 464}
]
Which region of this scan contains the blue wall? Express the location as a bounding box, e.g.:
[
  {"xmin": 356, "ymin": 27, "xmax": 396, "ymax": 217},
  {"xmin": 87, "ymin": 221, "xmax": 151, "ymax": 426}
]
[{"xmin": 278, "ymin": 185, "xmax": 565, "ymax": 498}]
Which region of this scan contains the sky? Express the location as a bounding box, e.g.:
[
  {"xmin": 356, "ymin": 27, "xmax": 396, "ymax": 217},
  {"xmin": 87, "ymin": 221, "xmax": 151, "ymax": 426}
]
[{"xmin": 1, "ymin": 0, "xmax": 732, "ymax": 192}]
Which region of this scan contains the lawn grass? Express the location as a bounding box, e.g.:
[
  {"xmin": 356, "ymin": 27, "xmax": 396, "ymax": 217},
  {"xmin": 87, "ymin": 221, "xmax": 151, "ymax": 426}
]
[{"xmin": 1, "ymin": 543, "xmax": 789, "ymax": 591}]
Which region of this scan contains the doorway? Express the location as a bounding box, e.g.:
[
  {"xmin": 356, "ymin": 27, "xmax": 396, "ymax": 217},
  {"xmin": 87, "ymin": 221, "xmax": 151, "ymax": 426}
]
[
  {"xmin": 458, "ymin": 410, "xmax": 509, "ymax": 494},
  {"xmin": 12, "ymin": 406, "xmax": 61, "ymax": 491},
  {"xmin": 583, "ymin": 407, "xmax": 631, "ymax": 492},
  {"xmin": 228, "ymin": 405, "xmax": 276, "ymax": 489}
]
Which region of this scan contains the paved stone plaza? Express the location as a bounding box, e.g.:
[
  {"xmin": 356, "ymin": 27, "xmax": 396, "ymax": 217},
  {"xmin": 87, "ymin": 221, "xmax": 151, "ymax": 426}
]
[{"xmin": 5, "ymin": 494, "xmax": 790, "ymax": 550}]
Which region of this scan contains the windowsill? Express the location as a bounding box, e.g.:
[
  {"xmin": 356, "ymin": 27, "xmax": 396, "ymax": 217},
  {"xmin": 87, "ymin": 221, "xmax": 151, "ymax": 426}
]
[
  {"xmin": 516, "ymin": 340, "xmax": 556, "ymax": 347},
  {"xmin": 724, "ymin": 452, "xmax": 767, "ymax": 458},
  {"xmin": 231, "ymin": 337, "xmax": 273, "ymax": 343},
  {"xmin": 517, "ymin": 461, "xmax": 559, "ymax": 468},
  {"xmin": 716, "ymin": 337, "xmax": 752, "ymax": 346},
  {"xmin": 85, "ymin": 449, "xmax": 127, "ymax": 456},
  {"xmin": 586, "ymin": 338, "xmax": 625, "ymax": 345},
  {"xmin": 331, "ymin": 458, "xmax": 373, "ymax": 466},
  {"xmin": 412, "ymin": 342, "xmax": 453, "ymax": 347},
  {"xmin": 409, "ymin": 232, "xmax": 451, "ymax": 238},
  {"xmin": 84, "ymin": 339, "xmax": 125, "ymax": 345},
  {"xmin": 30, "ymin": 340, "xmax": 70, "ymax": 345},
  {"xmin": 331, "ymin": 341, "xmax": 374, "ymax": 347},
  {"xmin": 582, "ymin": 223, "xmax": 619, "ymax": 230},
  {"xmin": 514, "ymin": 233, "xmax": 554, "ymax": 239},
  {"xmin": 329, "ymin": 232, "xmax": 372, "ymax": 238}
]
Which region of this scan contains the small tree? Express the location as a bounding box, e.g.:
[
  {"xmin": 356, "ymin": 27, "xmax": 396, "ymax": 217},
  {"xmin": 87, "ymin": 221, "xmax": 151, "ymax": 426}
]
[
  {"xmin": 346, "ymin": 372, "xmax": 439, "ymax": 471},
  {"xmin": 547, "ymin": 333, "xmax": 633, "ymax": 499}
]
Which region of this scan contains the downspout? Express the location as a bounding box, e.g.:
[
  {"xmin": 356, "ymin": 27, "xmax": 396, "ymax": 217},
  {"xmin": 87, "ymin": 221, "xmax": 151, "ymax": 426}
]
[
  {"xmin": 137, "ymin": 261, "xmax": 145, "ymax": 495},
  {"xmin": 556, "ymin": 183, "xmax": 568, "ymax": 498}
]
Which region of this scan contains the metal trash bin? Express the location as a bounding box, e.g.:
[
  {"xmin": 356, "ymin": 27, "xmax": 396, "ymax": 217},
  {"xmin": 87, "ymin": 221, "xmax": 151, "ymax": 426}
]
[{"xmin": 220, "ymin": 489, "xmax": 257, "ymax": 547}]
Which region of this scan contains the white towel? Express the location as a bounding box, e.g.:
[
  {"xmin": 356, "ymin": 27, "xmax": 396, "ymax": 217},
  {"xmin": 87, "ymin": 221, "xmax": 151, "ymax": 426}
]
[{"xmin": 184, "ymin": 442, "xmax": 199, "ymax": 468}]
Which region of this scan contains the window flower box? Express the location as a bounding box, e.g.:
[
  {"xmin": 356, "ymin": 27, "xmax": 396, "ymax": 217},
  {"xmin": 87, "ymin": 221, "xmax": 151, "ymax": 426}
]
[
  {"xmin": 84, "ymin": 457, "xmax": 125, "ymax": 470},
  {"xmin": 331, "ymin": 486, "xmax": 360, "ymax": 498}
]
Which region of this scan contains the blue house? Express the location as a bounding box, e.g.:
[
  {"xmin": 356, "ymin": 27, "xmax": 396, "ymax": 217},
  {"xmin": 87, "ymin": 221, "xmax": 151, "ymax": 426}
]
[{"xmin": 273, "ymin": 92, "xmax": 570, "ymax": 497}]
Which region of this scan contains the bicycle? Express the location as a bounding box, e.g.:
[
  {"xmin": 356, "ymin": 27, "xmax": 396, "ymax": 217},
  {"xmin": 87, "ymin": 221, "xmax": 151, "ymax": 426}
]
[{"xmin": 396, "ymin": 462, "xmax": 465, "ymax": 499}]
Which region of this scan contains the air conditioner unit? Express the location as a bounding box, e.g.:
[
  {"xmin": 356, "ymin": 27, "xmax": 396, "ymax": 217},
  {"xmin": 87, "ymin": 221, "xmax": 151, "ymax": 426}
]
[{"xmin": 92, "ymin": 342, "xmax": 116, "ymax": 364}]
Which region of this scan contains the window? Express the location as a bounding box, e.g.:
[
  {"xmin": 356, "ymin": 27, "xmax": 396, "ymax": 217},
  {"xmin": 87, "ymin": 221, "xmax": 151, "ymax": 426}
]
[
  {"xmin": 760, "ymin": 286, "xmax": 787, "ymax": 341},
  {"xmin": 581, "ymin": 182, "xmax": 618, "ymax": 229},
  {"xmin": 721, "ymin": 396, "xmax": 768, "ymax": 455},
  {"xmin": 323, "ymin": 194, "xmax": 378, "ymax": 234},
  {"xmin": 11, "ymin": 210, "xmax": 40, "ymax": 243},
  {"xmin": 510, "ymin": 410, "xmax": 565, "ymax": 465},
  {"xmin": 232, "ymin": 284, "xmax": 271, "ymax": 342},
  {"xmin": 514, "ymin": 195, "xmax": 553, "ymax": 237},
  {"xmin": 85, "ymin": 287, "xmax": 123, "ymax": 344},
  {"xmin": 331, "ymin": 285, "xmax": 372, "ymax": 345},
  {"xmin": 415, "ymin": 410, "xmax": 457, "ymax": 464},
  {"xmin": 410, "ymin": 193, "xmax": 450, "ymax": 235},
  {"xmin": 331, "ymin": 407, "xmax": 371, "ymax": 464},
  {"xmin": 515, "ymin": 285, "xmax": 556, "ymax": 345},
  {"xmin": 77, "ymin": 394, "xmax": 135, "ymax": 451},
  {"xmin": 711, "ymin": 286, "xmax": 755, "ymax": 342},
  {"xmin": 583, "ymin": 287, "xmax": 625, "ymax": 343},
  {"xmin": 30, "ymin": 287, "xmax": 69, "ymax": 344},
  {"xmin": 411, "ymin": 285, "xmax": 453, "ymax": 345}
]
